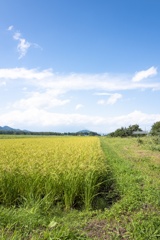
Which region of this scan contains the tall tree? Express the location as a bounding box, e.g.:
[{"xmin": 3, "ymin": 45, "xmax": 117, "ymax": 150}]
[{"xmin": 151, "ymin": 121, "xmax": 160, "ymax": 135}]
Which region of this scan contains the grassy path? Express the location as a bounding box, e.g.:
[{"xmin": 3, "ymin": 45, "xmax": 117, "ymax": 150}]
[{"xmin": 97, "ymin": 137, "xmax": 160, "ymax": 239}]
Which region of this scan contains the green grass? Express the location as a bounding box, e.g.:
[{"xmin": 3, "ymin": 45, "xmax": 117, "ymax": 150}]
[
  {"xmin": 0, "ymin": 136, "xmax": 160, "ymax": 239},
  {"xmin": 99, "ymin": 137, "xmax": 160, "ymax": 239}
]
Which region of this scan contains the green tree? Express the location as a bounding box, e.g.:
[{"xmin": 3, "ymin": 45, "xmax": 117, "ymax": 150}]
[
  {"xmin": 109, "ymin": 124, "xmax": 142, "ymax": 137},
  {"xmin": 151, "ymin": 121, "xmax": 160, "ymax": 135},
  {"xmin": 126, "ymin": 124, "xmax": 142, "ymax": 135}
]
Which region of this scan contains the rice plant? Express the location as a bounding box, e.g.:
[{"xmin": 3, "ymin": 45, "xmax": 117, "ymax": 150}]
[{"xmin": 0, "ymin": 137, "xmax": 108, "ymax": 210}]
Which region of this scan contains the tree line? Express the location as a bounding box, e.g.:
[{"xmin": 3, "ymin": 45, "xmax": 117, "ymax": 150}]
[
  {"xmin": 108, "ymin": 121, "xmax": 160, "ymax": 137},
  {"xmin": 0, "ymin": 130, "xmax": 100, "ymax": 136},
  {"xmin": 0, "ymin": 121, "xmax": 160, "ymax": 137}
]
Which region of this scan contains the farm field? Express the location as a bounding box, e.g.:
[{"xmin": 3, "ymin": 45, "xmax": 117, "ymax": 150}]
[{"xmin": 0, "ymin": 135, "xmax": 160, "ymax": 239}]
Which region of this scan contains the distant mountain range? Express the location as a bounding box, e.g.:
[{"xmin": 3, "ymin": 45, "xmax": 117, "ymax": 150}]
[
  {"xmin": 0, "ymin": 126, "xmax": 28, "ymax": 132},
  {"xmin": 0, "ymin": 126, "xmax": 100, "ymax": 136}
]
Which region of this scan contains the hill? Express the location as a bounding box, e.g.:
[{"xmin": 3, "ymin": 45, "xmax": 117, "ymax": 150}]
[
  {"xmin": 76, "ymin": 129, "xmax": 100, "ymax": 136},
  {"xmin": 0, "ymin": 126, "xmax": 29, "ymax": 133}
]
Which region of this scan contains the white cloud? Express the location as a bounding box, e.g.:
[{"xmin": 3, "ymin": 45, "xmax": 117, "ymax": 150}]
[
  {"xmin": 0, "ymin": 68, "xmax": 159, "ymax": 91},
  {"xmin": 0, "ymin": 110, "xmax": 159, "ymax": 132},
  {"xmin": 0, "ymin": 68, "xmax": 52, "ymax": 80},
  {"xmin": 7, "ymin": 25, "xmax": 41, "ymax": 59},
  {"xmin": 75, "ymin": 104, "xmax": 84, "ymax": 110},
  {"xmin": 0, "ymin": 109, "xmax": 104, "ymax": 128},
  {"xmin": 132, "ymin": 66, "xmax": 157, "ymax": 82},
  {"xmin": 18, "ymin": 38, "xmax": 31, "ymax": 59},
  {"xmin": 0, "ymin": 81, "xmax": 6, "ymax": 86},
  {"xmin": 113, "ymin": 110, "xmax": 160, "ymax": 127},
  {"xmin": 0, "ymin": 67, "xmax": 159, "ymax": 133},
  {"xmin": 15, "ymin": 40, "xmax": 42, "ymax": 59},
  {"xmin": 13, "ymin": 32, "xmax": 31, "ymax": 59},
  {"xmin": 97, "ymin": 100, "xmax": 105, "ymax": 105},
  {"xmin": 107, "ymin": 93, "xmax": 122, "ymax": 105},
  {"xmin": 13, "ymin": 90, "xmax": 70, "ymax": 110},
  {"xmin": 8, "ymin": 25, "xmax": 14, "ymax": 31},
  {"xmin": 97, "ymin": 93, "xmax": 122, "ymax": 105},
  {"xmin": 13, "ymin": 32, "xmax": 21, "ymax": 40},
  {"xmin": 94, "ymin": 92, "xmax": 111, "ymax": 96}
]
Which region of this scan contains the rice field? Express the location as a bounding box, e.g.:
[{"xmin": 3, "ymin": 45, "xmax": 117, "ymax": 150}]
[
  {"xmin": 0, "ymin": 136, "xmax": 160, "ymax": 239},
  {"xmin": 0, "ymin": 136, "xmax": 108, "ymax": 210}
]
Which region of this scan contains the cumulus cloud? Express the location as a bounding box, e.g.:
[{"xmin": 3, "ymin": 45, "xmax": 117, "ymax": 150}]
[
  {"xmin": 132, "ymin": 66, "xmax": 157, "ymax": 82},
  {"xmin": 0, "ymin": 67, "xmax": 159, "ymax": 132},
  {"xmin": 0, "ymin": 109, "xmax": 104, "ymax": 128},
  {"xmin": 0, "ymin": 109, "xmax": 159, "ymax": 132},
  {"xmin": 113, "ymin": 110, "xmax": 160, "ymax": 127}
]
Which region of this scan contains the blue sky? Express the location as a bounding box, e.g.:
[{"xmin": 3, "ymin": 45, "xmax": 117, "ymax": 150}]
[{"xmin": 0, "ymin": 0, "xmax": 160, "ymax": 133}]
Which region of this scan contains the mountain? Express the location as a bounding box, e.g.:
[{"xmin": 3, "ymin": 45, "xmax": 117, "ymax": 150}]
[
  {"xmin": 0, "ymin": 126, "xmax": 28, "ymax": 132},
  {"xmin": 0, "ymin": 126, "xmax": 16, "ymax": 131},
  {"xmin": 76, "ymin": 129, "xmax": 100, "ymax": 136},
  {"xmin": 77, "ymin": 130, "xmax": 91, "ymax": 134}
]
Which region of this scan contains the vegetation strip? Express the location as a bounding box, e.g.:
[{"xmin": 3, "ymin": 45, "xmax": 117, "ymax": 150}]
[{"xmin": 98, "ymin": 137, "xmax": 160, "ymax": 239}]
